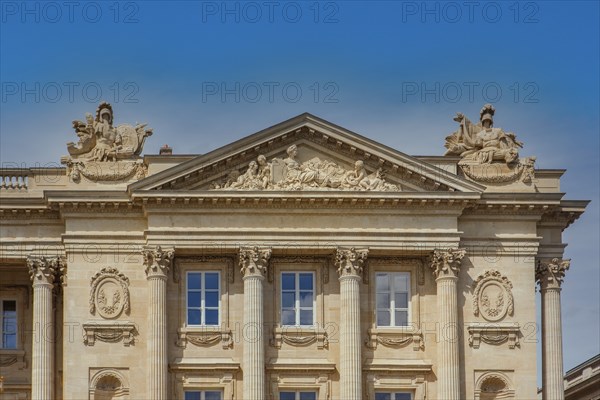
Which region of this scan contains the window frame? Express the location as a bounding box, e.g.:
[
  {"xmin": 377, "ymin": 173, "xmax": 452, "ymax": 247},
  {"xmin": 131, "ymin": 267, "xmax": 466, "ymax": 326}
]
[
  {"xmin": 280, "ymin": 271, "xmax": 316, "ymax": 327},
  {"xmin": 279, "ymin": 390, "xmax": 319, "ymax": 400},
  {"xmin": 183, "ymin": 390, "xmax": 223, "ymax": 400},
  {"xmin": 185, "ymin": 270, "xmax": 221, "ymax": 327},
  {"xmin": 374, "ymin": 391, "xmax": 413, "ymax": 400},
  {"xmin": 0, "ymin": 296, "xmax": 19, "ymax": 350},
  {"xmin": 375, "ymin": 271, "xmax": 411, "ymax": 328}
]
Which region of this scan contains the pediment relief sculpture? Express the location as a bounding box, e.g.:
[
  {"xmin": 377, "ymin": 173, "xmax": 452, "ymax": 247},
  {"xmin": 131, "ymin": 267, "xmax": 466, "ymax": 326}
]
[
  {"xmin": 210, "ymin": 144, "xmax": 400, "ymax": 191},
  {"xmin": 444, "ymin": 104, "xmax": 535, "ymax": 184},
  {"xmin": 90, "ymin": 267, "xmax": 130, "ymax": 319},
  {"xmin": 62, "ymin": 102, "xmax": 152, "ymax": 183},
  {"xmin": 472, "ymin": 270, "xmax": 514, "ymax": 322}
]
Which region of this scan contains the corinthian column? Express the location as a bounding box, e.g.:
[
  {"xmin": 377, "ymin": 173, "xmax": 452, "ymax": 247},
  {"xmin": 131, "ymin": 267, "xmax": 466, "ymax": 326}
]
[
  {"xmin": 430, "ymin": 248, "xmax": 466, "ymax": 400},
  {"xmin": 239, "ymin": 246, "xmax": 271, "ymax": 400},
  {"xmin": 536, "ymin": 258, "xmax": 570, "ymax": 400},
  {"xmin": 335, "ymin": 247, "xmax": 368, "ymax": 400},
  {"xmin": 142, "ymin": 246, "xmax": 174, "ymax": 400},
  {"xmin": 27, "ymin": 256, "xmax": 63, "ymax": 400}
]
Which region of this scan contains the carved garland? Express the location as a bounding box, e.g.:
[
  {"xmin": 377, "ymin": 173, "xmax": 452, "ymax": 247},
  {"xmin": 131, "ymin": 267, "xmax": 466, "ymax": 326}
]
[
  {"xmin": 472, "ymin": 270, "xmax": 514, "ymax": 322},
  {"xmin": 89, "ymin": 267, "xmax": 130, "ymax": 319}
]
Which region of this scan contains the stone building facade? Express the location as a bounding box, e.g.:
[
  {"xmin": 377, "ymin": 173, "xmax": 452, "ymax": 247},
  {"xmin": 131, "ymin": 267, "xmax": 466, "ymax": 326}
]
[{"xmin": 0, "ymin": 104, "xmax": 588, "ymax": 399}]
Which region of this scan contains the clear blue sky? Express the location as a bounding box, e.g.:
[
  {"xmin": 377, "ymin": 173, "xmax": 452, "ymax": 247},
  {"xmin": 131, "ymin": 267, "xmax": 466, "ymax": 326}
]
[{"xmin": 1, "ymin": 0, "xmax": 598, "ymax": 385}]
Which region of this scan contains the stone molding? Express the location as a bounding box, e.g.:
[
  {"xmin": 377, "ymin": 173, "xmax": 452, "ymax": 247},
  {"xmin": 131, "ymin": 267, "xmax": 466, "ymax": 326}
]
[
  {"xmin": 142, "ymin": 245, "xmax": 174, "ymax": 279},
  {"xmin": 335, "ymin": 247, "xmax": 368, "ymax": 278},
  {"xmin": 429, "ymin": 248, "xmax": 466, "ymax": 279},
  {"xmin": 467, "ymin": 323, "xmax": 521, "ymax": 349},
  {"xmin": 89, "ymin": 267, "xmax": 131, "ymax": 319},
  {"xmin": 83, "ymin": 321, "xmax": 137, "ymax": 346},
  {"xmin": 173, "ymin": 256, "xmax": 235, "ymax": 284},
  {"xmin": 0, "ymin": 349, "xmax": 27, "ymax": 369},
  {"xmin": 536, "ymin": 258, "xmax": 570, "ymax": 290},
  {"xmin": 239, "ymin": 246, "xmax": 272, "ymax": 278},
  {"xmin": 472, "ymin": 270, "xmax": 514, "ymax": 322}
]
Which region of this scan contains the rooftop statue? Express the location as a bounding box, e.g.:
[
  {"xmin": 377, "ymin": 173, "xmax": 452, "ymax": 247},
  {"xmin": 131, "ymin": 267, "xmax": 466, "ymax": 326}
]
[
  {"xmin": 444, "ymin": 104, "xmax": 535, "ymax": 184},
  {"xmin": 62, "ymin": 102, "xmax": 152, "ymax": 182}
]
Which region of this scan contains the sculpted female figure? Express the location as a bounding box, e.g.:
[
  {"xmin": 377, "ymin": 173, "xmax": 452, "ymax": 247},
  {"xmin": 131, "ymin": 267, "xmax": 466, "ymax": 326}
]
[
  {"xmin": 281, "ymin": 145, "xmax": 318, "ymax": 186},
  {"xmin": 228, "ymin": 161, "xmax": 260, "ymax": 189}
]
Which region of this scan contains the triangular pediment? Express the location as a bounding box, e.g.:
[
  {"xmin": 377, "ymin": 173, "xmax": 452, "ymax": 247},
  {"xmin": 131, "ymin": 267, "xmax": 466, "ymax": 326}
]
[{"xmin": 130, "ymin": 113, "xmax": 484, "ymax": 193}]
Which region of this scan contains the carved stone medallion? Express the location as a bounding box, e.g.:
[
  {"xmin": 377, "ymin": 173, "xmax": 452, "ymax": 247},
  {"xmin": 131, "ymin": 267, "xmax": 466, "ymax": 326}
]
[
  {"xmin": 472, "ymin": 270, "xmax": 514, "ymax": 322},
  {"xmin": 90, "ymin": 267, "xmax": 130, "ymax": 319}
]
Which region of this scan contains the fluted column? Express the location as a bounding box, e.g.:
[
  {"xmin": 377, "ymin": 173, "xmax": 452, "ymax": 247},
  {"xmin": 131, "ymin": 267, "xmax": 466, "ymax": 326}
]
[
  {"xmin": 142, "ymin": 246, "xmax": 174, "ymax": 400},
  {"xmin": 335, "ymin": 247, "xmax": 368, "ymax": 400},
  {"xmin": 239, "ymin": 246, "xmax": 271, "ymax": 400},
  {"xmin": 430, "ymin": 248, "xmax": 466, "ymax": 400},
  {"xmin": 27, "ymin": 256, "xmax": 64, "ymax": 400},
  {"xmin": 536, "ymin": 258, "xmax": 570, "ymax": 400}
]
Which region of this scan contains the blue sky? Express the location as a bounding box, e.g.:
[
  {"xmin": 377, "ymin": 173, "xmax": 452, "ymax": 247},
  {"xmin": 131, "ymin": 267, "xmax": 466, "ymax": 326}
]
[{"xmin": 1, "ymin": 0, "xmax": 598, "ymax": 385}]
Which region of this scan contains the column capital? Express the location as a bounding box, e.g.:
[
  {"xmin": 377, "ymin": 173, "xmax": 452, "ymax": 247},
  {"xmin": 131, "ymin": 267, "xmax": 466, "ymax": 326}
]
[
  {"xmin": 142, "ymin": 246, "xmax": 174, "ymax": 279},
  {"xmin": 335, "ymin": 247, "xmax": 368, "ymax": 279},
  {"xmin": 27, "ymin": 256, "xmax": 64, "ymax": 286},
  {"xmin": 536, "ymin": 258, "xmax": 570, "ymax": 290},
  {"xmin": 430, "ymin": 248, "xmax": 466, "ymax": 280},
  {"xmin": 239, "ymin": 246, "xmax": 272, "ymax": 278}
]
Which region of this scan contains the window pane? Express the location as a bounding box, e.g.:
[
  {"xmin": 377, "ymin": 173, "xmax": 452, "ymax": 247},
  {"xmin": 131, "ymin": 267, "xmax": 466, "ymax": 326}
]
[
  {"xmin": 377, "ymin": 293, "xmax": 390, "ymax": 308},
  {"xmin": 394, "ymin": 274, "xmax": 408, "ymax": 292},
  {"xmin": 376, "ymin": 274, "xmax": 389, "ymax": 292},
  {"xmin": 299, "ymin": 273, "xmax": 313, "ymax": 290},
  {"xmin": 282, "ymin": 309, "xmax": 295, "ymax": 325},
  {"xmin": 280, "ymin": 393, "xmax": 295, "ymax": 400},
  {"xmin": 282, "ymin": 292, "xmax": 295, "ymax": 308},
  {"xmin": 375, "ymin": 394, "xmax": 391, "ymax": 400},
  {"xmin": 205, "ymin": 309, "xmax": 219, "ymax": 325},
  {"xmin": 185, "ymin": 392, "xmax": 201, "ymax": 400},
  {"xmin": 188, "ymin": 273, "xmax": 201, "ymax": 290},
  {"xmin": 300, "ymin": 392, "xmax": 317, "ymax": 400},
  {"xmin": 282, "ymin": 273, "xmax": 295, "ymax": 290},
  {"xmin": 395, "ymin": 292, "xmax": 408, "ymax": 309},
  {"xmin": 187, "ymin": 309, "xmax": 201, "ymax": 325},
  {"xmin": 205, "ymin": 273, "xmax": 219, "ymax": 290},
  {"xmin": 300, "ymin": 309, "xmax": 313, "ymax": 325},
  {"xmin": 188, "ymin": 292, "xmax": 201, "ymax": 308},
  {"xmin": 395, "ymin": 393, "xmax": 412, "ymax": 400},
  {"xmin": 377, "ymin": 310, "xmax": 390, "ymax": 326},
  {"xmin": 205, "ymin": 391, "xmax": 222, "ymax": 400},
  {"xmin": 395, "ymin": 310, "xmax": 408, "ymax": 326},
  {"xmin": 299, "ymin": 291, "xmax": 313, "ymax": 307},
  {"xmin": 205, "ymin": 291, "xmax": 219, "ymax": 307},
  {"xmin": 3, "ymin": 333, "xmax": 16, "ymax": 349}
]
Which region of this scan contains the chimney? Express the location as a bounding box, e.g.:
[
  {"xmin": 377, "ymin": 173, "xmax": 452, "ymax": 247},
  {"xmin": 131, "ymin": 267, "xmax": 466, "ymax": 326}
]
[{"xmin": 159, "ymin": 144, "xmax": 172, "ymax": 155}]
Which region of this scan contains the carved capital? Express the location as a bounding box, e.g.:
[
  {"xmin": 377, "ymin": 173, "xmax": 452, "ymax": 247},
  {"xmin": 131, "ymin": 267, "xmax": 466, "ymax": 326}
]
[
  {"xmin": 536, "ymin": 258, "xmax": 570, "ymax": 289},
  {"xmin": 239, "ymin": 246, "xmax": 272, "ymax": 278},
  {"xmin": 27, "ymin": 256, "xmax": 64, "ymax": 286},
  {"xmin": 429, "ymin": 248, "xmax": 466, "ymax": 279},
  {"xmin": 142, "ymin": 246, "xmax": 174, "ymax": 279},
  {"xmin": 335, "ymin": 247, "xmax": 368, "ymax": 278}
]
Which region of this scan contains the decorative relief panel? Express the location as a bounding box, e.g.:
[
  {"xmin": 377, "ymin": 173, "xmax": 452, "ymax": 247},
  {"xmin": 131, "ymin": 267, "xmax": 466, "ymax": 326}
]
[
  {"xmin": 365, "ymin": 329, "xmax": 424, "ymax": 351},
  {"xmin": 467, "ymin": 323, "xmax": 520, "ymax": 349},
  {"xmin": 83, "ymin": 321, "xmax": 137, "ymax": 346},
  {"xmin": 210, "ymin": 144, "xmax": 400, "ymax": 191},
  {"xmin": 472, "ymin": 270, "xmax": 514, "ymax": 322},
  {"xmin": 90, "ymin": 267, "xmax": 130, "ymax": 319},
  {"xmin": 270, "ymin": 327, "xmax": 329, "ymax": 350},
  {"xmin": 176, "ymin": 328, "xmax": 233, "ymax": 349}
]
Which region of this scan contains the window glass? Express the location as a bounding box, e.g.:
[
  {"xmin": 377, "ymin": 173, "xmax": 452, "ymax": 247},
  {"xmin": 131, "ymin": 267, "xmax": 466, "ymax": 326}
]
[
  {"xmin": 281, "ymin": 272, "xmax": 314, "ymax": 326},
  {"xmin": 375, "ymin": 272, "xmax": 410, "ymax": 327},
  {"xmin": 187, "ymin": 272, "xmax": 220, "ymax": 326}
]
